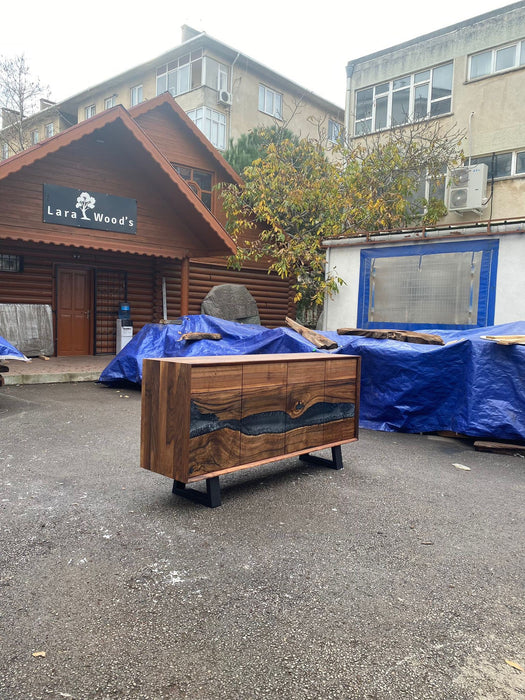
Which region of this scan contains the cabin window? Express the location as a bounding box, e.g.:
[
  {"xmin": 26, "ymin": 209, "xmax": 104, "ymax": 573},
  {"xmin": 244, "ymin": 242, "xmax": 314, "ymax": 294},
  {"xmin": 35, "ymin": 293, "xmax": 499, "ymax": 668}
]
[
  {"xmin": 0, "ymin": 254, "xmax": 23, "ymax": 272},
  {"xmin": 172, "ymin": 164, "xmax": 213, "ymax": 210}
]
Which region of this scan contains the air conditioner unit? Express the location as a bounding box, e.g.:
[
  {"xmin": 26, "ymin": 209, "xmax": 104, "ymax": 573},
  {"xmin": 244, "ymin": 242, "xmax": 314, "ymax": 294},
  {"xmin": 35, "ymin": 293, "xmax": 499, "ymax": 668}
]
[
  {"xmin": 445, "ymin": 164, "xmax": 488, "ymax": 213},
  {"xmin": 217, "ymin": 90, "xmax": 232, "ymax": 106}
]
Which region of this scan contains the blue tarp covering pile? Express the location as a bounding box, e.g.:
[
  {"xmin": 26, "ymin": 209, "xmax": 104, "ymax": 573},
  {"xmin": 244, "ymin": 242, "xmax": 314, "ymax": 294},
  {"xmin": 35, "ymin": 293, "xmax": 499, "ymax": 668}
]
[
  {"xmin": 99, "ymin": 315, "xmax": 525, "ymax": 441},
  {"xmin": 0, "ymin": 336, "xmax": 28, "ymax": 362}
]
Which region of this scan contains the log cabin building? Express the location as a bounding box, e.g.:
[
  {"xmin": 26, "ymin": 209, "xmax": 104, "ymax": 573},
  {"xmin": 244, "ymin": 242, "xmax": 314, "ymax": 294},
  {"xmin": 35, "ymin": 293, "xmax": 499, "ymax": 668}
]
[{"xmin": 0, "ymin": 93, "xmax": 294, "ymax": 356}]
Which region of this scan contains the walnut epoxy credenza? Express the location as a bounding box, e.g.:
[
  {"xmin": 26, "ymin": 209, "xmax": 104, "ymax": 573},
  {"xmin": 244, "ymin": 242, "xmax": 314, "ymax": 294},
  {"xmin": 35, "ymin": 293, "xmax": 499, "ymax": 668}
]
[{"xmin": 140, "ymin": 353, "xmax": 360, "ymax": 507}]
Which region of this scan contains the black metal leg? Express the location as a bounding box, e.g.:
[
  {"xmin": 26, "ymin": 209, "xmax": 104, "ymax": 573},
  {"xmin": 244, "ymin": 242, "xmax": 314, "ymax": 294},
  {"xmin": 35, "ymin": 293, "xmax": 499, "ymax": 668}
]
[
  {"xmin": 172, "ymin": 476, "xmax": 222, "ymax": 508},
  {"xmin": 299, "ymin": 445, "xmax": 344, "ymax": 470}
]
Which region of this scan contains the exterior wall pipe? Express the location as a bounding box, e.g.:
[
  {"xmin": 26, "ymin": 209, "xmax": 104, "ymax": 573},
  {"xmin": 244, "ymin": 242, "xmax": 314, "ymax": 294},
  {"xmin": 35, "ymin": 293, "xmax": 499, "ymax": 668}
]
[{"xmin": 323, "ymin": 222, "xmax": 525, "ymax": 248}]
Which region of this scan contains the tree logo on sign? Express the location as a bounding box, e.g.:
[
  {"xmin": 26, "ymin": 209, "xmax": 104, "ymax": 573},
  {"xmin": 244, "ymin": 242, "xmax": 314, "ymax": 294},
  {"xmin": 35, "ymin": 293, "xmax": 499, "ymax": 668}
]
[{"xmin": 76, "ymin": 191, "xmax": 96, "ymax": 220}]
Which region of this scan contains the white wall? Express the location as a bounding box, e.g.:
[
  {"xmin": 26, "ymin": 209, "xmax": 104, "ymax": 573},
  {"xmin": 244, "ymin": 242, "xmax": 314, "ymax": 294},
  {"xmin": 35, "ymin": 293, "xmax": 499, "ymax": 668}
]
[
  {"xmin": 494, "ymin": 234, "xmax": 525, "ymax": 324},
  {"xmin": 323, "ymin": 233, "xmax": 525, "ymax": 331}
]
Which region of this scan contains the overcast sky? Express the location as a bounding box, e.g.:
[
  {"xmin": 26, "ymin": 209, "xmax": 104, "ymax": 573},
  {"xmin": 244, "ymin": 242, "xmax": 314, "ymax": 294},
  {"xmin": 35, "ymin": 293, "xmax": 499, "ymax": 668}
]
[{"xmin": 1, "ymin": 0, "xmax": 516, "ymax": 108}]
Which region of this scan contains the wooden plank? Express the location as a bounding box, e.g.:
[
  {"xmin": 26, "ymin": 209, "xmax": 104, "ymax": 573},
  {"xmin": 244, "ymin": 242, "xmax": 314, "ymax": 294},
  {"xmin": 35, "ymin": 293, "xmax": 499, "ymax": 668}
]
[
  {"xmin": 474, "ymin": 441, "xmax": 525, "ymax": 455},
  {"xmin": 180, "ymin": 332, "xmax": 222, "ymax": 341},
  {"xmin": 337, "ymin": 328, "xmax": 444, "ymax": 345},
  {"xmin": 285, "ymin": 316, "xmax": 339, "ymax": 349},
  {"xmin": 481, "ymin": 335, "xmax": 525, "ymax": 345}
]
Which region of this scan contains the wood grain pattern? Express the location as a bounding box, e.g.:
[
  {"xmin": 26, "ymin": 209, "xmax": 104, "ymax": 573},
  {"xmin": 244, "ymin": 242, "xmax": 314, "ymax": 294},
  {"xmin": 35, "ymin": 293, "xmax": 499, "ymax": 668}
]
[{"xmin": 140, "ymin": 354, "xmax": 360, "ymax": 484}]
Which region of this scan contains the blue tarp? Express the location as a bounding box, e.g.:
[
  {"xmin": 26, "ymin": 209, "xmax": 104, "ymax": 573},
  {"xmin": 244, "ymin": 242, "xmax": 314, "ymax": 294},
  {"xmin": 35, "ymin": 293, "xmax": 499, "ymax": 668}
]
[
  {"xmin": 0, "ymin": 336, "xmax": 28, "ymax": 362},
  {"xmin": 99, "ymin": 316, "xmax": 525, "ymax": 441}
]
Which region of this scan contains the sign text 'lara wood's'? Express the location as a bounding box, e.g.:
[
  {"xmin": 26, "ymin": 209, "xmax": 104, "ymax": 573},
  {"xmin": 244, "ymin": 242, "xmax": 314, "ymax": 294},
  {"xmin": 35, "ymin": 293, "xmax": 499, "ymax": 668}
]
[{"xmin": 43, "ymin": 184, "xmax": 137, "ymax": 234}]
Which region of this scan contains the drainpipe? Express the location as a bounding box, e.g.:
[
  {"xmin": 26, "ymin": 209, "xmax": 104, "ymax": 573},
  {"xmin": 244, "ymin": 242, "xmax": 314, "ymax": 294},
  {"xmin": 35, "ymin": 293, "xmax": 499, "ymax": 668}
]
[
  {"xmin": 467, "ymin": 111, "xmax": 475, "ymax": 165},
  {"xmin": 345, "ymin": 63, "xmax": 355, "ymax": 141},
  {"xmin": 180, "ymin": 256, "xmax": 190, "ymax": 316},
  {"xmin": 229, "ymin": 52, "xmax": 240, "ymax": 146},
  {"xmin": 162, "ymin": 277, "xmax": 167, "ymax": 321}
]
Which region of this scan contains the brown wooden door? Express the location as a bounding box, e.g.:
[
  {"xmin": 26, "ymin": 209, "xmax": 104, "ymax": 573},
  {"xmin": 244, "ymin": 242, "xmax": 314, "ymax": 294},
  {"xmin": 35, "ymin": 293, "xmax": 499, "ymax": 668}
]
[{"xmin": 57, "ymin": 268, "xmax": 93, "ymax": 356}]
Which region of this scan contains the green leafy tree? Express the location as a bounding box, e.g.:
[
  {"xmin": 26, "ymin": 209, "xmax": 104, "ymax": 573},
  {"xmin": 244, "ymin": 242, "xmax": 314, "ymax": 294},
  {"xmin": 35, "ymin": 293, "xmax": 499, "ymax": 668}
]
[
  {"xmin": 339, "ymin": 120, "xmax": 463, "ymax": 231},
  {"xmin": 224, "ymin": 125, "xmax": 298, "ymax": 175},
  {"xmin": 220, "ymin": 136, "xmax": 348, "ymax": 316},
  {"xmin": 220, "ymin": 120, "xmax": 463, "ymax": 318}
]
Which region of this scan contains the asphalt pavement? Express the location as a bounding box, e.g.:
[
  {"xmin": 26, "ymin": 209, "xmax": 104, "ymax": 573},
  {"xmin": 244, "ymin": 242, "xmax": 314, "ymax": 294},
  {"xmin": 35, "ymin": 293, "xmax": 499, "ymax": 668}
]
[{"xmin": 0, "ymin": 382, "xmax": 523, "ymax": 700}]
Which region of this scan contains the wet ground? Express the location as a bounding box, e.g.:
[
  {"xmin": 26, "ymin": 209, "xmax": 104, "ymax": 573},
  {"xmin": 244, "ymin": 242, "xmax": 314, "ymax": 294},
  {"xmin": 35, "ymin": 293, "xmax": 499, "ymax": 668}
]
[{"xmin": 0, "ymin": 382, "xmax": 523, "ymax": 699}]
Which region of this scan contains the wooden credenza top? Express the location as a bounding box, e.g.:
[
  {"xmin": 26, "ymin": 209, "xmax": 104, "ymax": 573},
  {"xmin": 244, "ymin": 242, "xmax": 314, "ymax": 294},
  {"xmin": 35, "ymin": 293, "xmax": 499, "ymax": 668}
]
[{"xmin": 142, "ymin": 353, "xmax": 356, "ymax": 366}]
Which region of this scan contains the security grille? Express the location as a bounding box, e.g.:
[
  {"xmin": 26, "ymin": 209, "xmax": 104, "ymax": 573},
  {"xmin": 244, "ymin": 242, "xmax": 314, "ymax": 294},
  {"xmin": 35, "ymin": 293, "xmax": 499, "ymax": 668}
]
[{"xmin": 95, "ymin": 270, "xmax": 127, "ymax": 354}]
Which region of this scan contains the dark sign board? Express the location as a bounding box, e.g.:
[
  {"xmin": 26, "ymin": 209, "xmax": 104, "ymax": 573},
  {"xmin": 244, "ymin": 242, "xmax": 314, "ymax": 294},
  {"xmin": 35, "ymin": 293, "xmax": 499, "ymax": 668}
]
[{"xmin": 43, "ymin": 184, "xmax": 137, "ymax": 234}]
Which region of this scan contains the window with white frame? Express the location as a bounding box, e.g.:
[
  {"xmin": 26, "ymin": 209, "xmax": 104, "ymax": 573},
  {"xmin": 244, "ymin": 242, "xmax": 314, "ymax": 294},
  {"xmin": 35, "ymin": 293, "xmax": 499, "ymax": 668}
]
[
  {"xmin": 328, "ymin": 119, "xmax": 343, "ymax": 143},
  {"xmin": 45, "ymin": 123, "xmax": 54, "ymax": 138},
  {"xmin": 31, "ymin": 130, "xmax": 39, "ymax": 145},
  {"xmin": 354, "ymin": 62, "xmax": 453, "ymax": 135},
  {"xmin": 186, "ymin": 107, "xmax": 226, "ymax": 150},
  {"xmin": 258, "ymin": 85, "xmax": 283, "ymax": 119},
  {"xmin": 406, "ymin": 168, "xmax": 447, "ymax": 215},
  {"xmin": 130, "ymin": 85, "xmax": 143, "ymax": 107},
  {"xmin": 469, "ymin": 40, "xmax": 525, "ymax": 79},
  {"xmin": 470, "ymin": 150, "xmax": 525, "ymax": 179},
  {"xmin": 84, "ymin": 104, "xmax": 96, "ymax": 119},
  {"xmin": 1, "ymin": 143, "xmax": 9, "ymax": 160},
  {"xmin": 156, "ymin": 51, "xmax": 229, "ymax": 97},
  {"xmin": 104, "ymin": 95, "xmax": 116, "ymax": 109}
]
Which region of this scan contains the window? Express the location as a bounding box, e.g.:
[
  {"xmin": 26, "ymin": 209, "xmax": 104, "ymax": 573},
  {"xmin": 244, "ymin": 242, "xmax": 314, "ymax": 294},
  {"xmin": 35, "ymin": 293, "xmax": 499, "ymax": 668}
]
[
  {"xmin": 84, "ymin": 104, "xmax": 96, "ymax": 119},
  {"xmin": 186, "ymin": 107, "xmax": 226, "ymax": 150},
  {"xmin": 104, "ymin": 95, "xmax": 116, "ymax": 109},
  {"xmin": 1, "ymin": 143, "xmax": 9, "ymax": 160},
  {"xmin": 258, "ymin": 85, "xmax": 283, "ymax": 119},
  {"xmin": 130, "ymin": 85, "xmax": 143, "ymax": 107},
  {"xmin": 0, "ymin": 254, "xmax": 23, "ymax": 272},
  {"xmin": 517, "ymin": 151, "xmax": 525, "ymax": 174},
  {"xmin": 31, "ymin": 130, "xmax": 39, "ymax": 145},
  {"xmin": 354, "ymin": 62, "xmax": 453, "ymax": 135},
  {"xmin": 469, "ymin": 40, "xmax": 525, "ymax": 79},
  {"xmin": 172, "ymin": 164, "xmax": 213, "ymax": 210},
  {"xmin": 357, "ymin": 239, "xmax": 499, "ymax": 330},
  {"xmin": 471, "ymin": 150, "xmax": 525, "ymax": 179},
  {"xmin": 407, "ymin": 168, "xmax": 447, "ymax": 216},
  {"xmin": 45, "ymin": 123, "xmax": 54, "ymax": 138},
  {"xmin": 156, "ymin": 51, "xmax": 229, "ymax": 98},
  {"xmin": 328, "ymin": 119, "xmax": 343, "ymax": 143}
]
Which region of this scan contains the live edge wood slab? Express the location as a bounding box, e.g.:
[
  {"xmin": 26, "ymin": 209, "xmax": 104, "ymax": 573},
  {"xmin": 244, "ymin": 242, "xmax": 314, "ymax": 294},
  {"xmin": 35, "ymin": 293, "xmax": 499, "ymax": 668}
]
[{"xmin": 140, "ymin": 353, "xmax": 360, "ymax": 507}]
